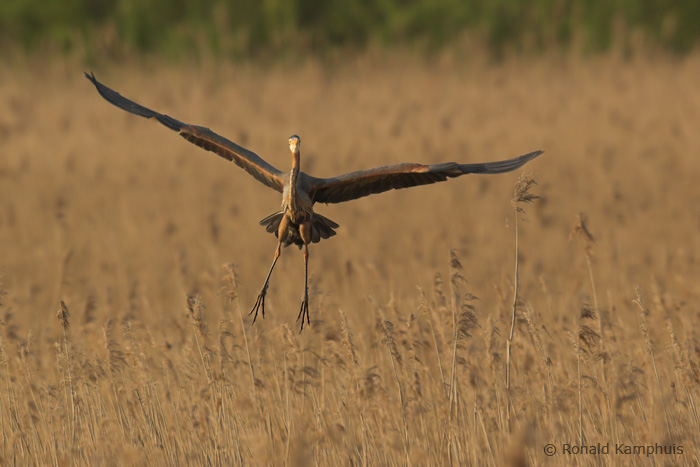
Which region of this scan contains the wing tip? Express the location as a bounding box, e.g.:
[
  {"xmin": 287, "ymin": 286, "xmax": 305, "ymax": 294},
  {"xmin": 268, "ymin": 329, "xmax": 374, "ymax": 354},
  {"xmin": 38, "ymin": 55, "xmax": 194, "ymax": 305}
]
[
  {"xmin": 84, "ymin": 71, "xmax": 97, "ymax": 85},
  {"xmin": 525, "ymin": 149, "xmax": 544, "ymax": 159},
  {"xmin": 512, "ymin": 149, "xmax": 544, "ymax": 170},
  {"xmin": 515, "ymin": 149, "xmax": 544, "ymax": 166}
]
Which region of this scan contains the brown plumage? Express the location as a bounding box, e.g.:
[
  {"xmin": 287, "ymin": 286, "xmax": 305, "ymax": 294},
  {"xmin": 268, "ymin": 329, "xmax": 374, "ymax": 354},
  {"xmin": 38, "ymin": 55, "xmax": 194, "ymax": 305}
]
[{"xmin": 85, "ymin": 72, "xmax": 543, "ymax": 331}]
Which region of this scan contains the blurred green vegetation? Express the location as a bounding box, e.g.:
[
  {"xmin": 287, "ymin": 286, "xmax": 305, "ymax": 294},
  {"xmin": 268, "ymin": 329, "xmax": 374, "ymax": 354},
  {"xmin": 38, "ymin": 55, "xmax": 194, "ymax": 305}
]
[{"xmin": 1, "ymin": 0, "xmax": 698, "ymax": 59}]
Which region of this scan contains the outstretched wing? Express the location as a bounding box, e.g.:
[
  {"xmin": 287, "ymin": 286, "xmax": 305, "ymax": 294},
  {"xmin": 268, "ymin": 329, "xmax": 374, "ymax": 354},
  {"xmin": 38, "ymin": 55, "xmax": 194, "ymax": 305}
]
[
  {"xmin": 85, "ymin": 72, "xmax": 285, "ymax": 192},
  {"xmin": 310, "ymin": 150, "xmax": 543, "ymax": 204}
]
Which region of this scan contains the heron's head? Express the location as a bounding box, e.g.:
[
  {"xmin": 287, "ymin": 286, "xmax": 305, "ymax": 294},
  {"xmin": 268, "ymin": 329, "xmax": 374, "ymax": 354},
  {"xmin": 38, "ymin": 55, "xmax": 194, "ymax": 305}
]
[{"xmin": 289, "ymin": 135, "xmax": 301, "ymax": 155}]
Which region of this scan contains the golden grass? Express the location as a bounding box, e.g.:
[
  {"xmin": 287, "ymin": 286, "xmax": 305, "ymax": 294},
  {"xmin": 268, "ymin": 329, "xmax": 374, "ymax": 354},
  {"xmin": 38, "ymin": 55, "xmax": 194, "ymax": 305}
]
[{"xmin": 1, "ymin": 53, "xmax": 700, "ymax": 465}]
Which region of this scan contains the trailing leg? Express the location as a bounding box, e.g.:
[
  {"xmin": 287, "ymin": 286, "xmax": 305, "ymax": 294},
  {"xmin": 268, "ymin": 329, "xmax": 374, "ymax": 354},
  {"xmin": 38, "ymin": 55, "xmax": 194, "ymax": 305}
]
[
  {"xmin": 249, "ymin": 242, "xmax": 282, "ymax": 324},
  {"xmin": 250, "ymin": 215, "xmax": 290, "ymax": 324},
  {"xmin": 297, "ymin": 222, "xmax": 312, "ymax": 331}
]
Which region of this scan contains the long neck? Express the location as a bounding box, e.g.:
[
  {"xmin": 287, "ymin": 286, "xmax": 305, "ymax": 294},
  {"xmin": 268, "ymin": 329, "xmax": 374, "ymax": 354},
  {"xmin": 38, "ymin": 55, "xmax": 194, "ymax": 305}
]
[{"xmin": 289, "ymin": 151, "xmax": 300, "ymax": 195}]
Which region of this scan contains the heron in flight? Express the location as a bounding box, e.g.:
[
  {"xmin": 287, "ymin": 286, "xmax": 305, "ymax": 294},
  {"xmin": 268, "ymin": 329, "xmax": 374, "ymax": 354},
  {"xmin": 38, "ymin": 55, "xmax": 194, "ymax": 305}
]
[{"xmin": 85, "ymin": 72, "xmax": 542, "ymax": 330}]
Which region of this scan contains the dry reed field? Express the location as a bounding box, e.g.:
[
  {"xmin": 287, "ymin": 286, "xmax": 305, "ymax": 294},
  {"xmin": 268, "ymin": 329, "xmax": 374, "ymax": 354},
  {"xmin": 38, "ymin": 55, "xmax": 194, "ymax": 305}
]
[{"xmin": 1, "ymin": 53, "xmax": 700, "ymax": 465}]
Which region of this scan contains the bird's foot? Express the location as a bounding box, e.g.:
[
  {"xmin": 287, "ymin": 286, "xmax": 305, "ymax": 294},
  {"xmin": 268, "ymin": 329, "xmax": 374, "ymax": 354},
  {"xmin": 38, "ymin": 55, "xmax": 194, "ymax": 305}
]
[
  {"xmin": 249, "ymin": 288, "xmax": 268, "ymax": 324},
  {"xmin": 297, "ymin": 295, "xmax": 310, "ymax": 332}
]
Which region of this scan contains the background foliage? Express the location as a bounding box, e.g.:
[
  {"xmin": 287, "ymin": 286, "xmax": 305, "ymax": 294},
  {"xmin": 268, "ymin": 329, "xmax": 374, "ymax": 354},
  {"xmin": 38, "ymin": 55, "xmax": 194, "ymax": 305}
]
[{"xmin": 1, "ymin": 0, "xmax": 699, "ymax": 59}]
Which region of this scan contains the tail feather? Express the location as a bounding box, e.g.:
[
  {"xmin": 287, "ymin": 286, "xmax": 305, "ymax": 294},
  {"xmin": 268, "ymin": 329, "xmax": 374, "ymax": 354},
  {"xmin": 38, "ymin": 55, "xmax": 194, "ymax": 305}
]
[
  {"xmin": 259, "ymin": 211, "xmax": 338, "ymax": 248},
  {"xmin": 260, "ymin": 212, "xmax": 284, "ymax": 233}
]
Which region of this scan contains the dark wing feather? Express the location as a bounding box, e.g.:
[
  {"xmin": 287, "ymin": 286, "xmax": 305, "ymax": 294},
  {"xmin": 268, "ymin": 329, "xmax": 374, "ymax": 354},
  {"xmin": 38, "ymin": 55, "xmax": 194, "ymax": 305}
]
[
  {"xmin": 310, "ymin": 150, "xmax": 543, "ymax": 204},
  {"xmin": 85, "ymin": 72, "xmax": 284, "ymax": 192}
]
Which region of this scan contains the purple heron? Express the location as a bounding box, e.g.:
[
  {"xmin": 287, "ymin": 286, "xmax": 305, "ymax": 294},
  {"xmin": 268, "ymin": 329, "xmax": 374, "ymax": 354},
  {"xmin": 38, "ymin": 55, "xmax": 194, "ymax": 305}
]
[{"xmin": 85, "ymin": 72, "xmax": 542, "ymax": 330}]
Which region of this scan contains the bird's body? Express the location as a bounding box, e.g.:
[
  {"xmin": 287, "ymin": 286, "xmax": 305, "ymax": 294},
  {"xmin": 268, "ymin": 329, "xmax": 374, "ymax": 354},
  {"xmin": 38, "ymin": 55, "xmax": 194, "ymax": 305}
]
[{"xmin": 85, "ymin": 72, "xmax": 542, "ymax": 330}]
